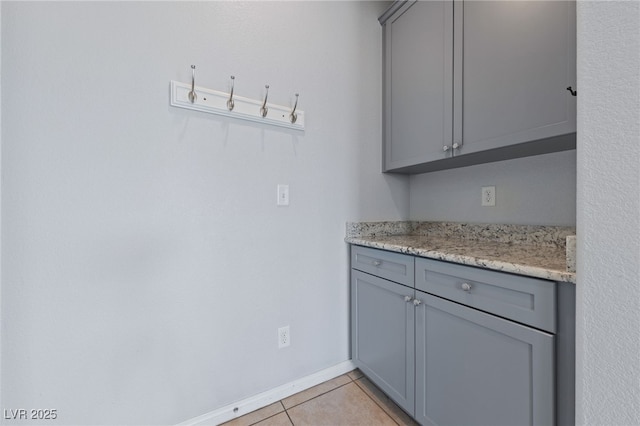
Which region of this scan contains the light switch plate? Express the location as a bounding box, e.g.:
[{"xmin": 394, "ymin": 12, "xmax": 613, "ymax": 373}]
[{"xmin": 277, "ymin": 184, "xmax": 289, "ymax": 206}]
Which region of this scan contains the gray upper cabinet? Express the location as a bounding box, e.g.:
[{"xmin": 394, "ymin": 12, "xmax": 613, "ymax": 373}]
[
  {"xmin": 380, "ymin": 0, "xmax": 577, "ymax": 174},
  {"xmin": 382, "ymin": 1, "xmax": 454, "ymax": 171},
  {"xmin": 459, "ymin": 1, "xmax": 577, "ymax": 158}
]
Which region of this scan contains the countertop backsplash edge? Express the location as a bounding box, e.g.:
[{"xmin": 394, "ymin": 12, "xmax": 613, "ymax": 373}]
[{"xmin": 347, "ymin": 221, "xmax": 575, "ymax": 248}]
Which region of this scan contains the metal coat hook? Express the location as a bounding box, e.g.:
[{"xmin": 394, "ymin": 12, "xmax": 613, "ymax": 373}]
[
  {"xmin": 260, "ymin": 85, "xmax": 270, "ymax": 117},
  {"xmin": 170, "ymin": 75, "xmax": 304, "ymax": 130},
  {"xmin": 566, "ymin": 86, "xmax": 577, "ymax": 97},
  {"xmin": 290, "ymin": 93, "xmax": 299, "ymax": 124},
  {"xmin": 188, "ymin": 65, "xmax": 197, "ymax": 103},
  {"xmin": 227, "ymin": 76, "xmax": 235, "ymax": 111}
]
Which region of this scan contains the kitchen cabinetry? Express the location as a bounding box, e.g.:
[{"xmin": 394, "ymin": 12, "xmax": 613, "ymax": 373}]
[
  {"xmin": 351, "ymin": 269, "xmax": 415, "ymax": 414},
  {"xmin": 414, "ymin": 258, "xmax": 555, "ymax": 426},
  {"xmin": 351, "ymin": 245, "xmax": 574, "ymax": 425},
  {"xmin": 351, "ymin": 247, "xmax": 416, "ymax": 413},
  {"xmin": 380, "ymin": 0, "xmax": 577, "ymax": 174},
  {"xmin": 380, "ymin": 0, "xmax": 453, "ymax": 172}
]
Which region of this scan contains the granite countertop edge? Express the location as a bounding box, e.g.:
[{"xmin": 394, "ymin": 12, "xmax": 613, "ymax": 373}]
[{"xmin": 345, "ymin": 222, "xmax": 577, "ymax": 284}]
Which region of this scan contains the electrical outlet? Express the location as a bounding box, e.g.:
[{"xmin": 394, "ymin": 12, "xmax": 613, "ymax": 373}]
[
  {"xmin": 482, "ymin": 186, "xmax": 496, "ymax": 206},
  {"xmin": 278, "ymin": 326, "xmax": 290, "ymax": 348}
]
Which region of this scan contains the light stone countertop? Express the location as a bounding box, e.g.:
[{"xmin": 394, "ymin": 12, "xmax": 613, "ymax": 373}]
[{"xmin": 345, "ymin": 222, "xmax": 576, "ymax": 284}]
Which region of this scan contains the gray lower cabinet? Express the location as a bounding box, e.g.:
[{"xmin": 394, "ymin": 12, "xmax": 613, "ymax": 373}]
[
  {"xmin": 351, "ymin": 245, "xmax": 571, "ymax": 426},
  {"xmin": 414, "ymin": 292, "xmax": 554, "ymax": 426},
  {"xmin": 351, "ymin": 269, "xmax": 415, "ymax": 414}
]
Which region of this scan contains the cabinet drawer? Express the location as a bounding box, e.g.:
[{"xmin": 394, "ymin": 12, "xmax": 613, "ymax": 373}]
[
  {"xmin": 351, "ymin": 246, "xmax": 414, "ymax": 287},
  {"xmin": 415, "ymin": 258, "xmax": 556, "ymax": 333}
]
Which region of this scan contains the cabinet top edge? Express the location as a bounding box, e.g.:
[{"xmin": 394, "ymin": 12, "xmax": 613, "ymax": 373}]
[{"xmin": 378, "ymin": 0, "xmax": 408, "ymax": 25}]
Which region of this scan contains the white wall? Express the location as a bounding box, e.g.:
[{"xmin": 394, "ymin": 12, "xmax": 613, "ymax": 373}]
[
  {"xmin": 0, "ymin": 0, "xmax": 3, "ymax": 411},
  {"xmin": 0, "ymin": 2, "xmax": 407, "ymax": 425},
  {"xmin": 576, "ymin": 1, "xmax": 640, "ymax": 425},
  {"xmin": 409, "ymin": 150, "xmax": 576, "ymax": 226}
]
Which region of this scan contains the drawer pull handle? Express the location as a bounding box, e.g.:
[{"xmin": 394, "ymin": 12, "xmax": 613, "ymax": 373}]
[
  {"xmin": 372, "ymin": 260, "xmax": 382, "ymax": 266},
  {"xmin": 404, "ymin": 295, "xmax": 413, "ymax": 303},
  {"xmin": 461, "ymin": 282, "xmax": 472, "ymax": 292},
  {"xmin": 413, "ymin": 299, "xmax": 423, "ymax": 306}
]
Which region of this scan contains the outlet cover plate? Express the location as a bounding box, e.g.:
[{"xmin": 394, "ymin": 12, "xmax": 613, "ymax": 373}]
[
  {"xmin": 278, "ymin": 326, "xmax": 290, "ymax": 348},
  {"xmin": 482, "ymin": 186, "xmax": 496, "ymax": 206}
]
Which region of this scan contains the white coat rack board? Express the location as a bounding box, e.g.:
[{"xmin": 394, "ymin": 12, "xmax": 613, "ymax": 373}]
[{"xmin": 170, "ymin": 66, "xmax": 305, "ymax": 131}]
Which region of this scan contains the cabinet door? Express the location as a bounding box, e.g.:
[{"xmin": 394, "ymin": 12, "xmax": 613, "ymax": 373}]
[
  {"xmin": 415, "ymin": 292, "xmax": 554, "ymax": 426},
  {"xmin": 351, "ymin": 270, "xmax": 415, "ymax": 414},
  {"xmin": 383, "ymin": 1, "xmax": 454, "ymax": 172},
  {"xmin": 457, "ymin": 0, "xmax": 576, "ymax": 157}
]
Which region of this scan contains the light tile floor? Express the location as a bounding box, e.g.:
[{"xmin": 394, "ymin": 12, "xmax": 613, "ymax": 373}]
[{"xmin": 221, "ymin": 370, "xmax": 418, "ymax": 426}]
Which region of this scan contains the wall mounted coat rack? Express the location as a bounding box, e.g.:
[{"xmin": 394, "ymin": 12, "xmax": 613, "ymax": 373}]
[{"xmin": 170, "ymin": 66, "xmax": 305, "ymax": 131}]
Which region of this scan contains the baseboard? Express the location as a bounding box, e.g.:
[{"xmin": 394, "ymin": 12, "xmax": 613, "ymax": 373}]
[{"xmin": 176, "ymin": 360, "xmax": 357, "ymax": 426}]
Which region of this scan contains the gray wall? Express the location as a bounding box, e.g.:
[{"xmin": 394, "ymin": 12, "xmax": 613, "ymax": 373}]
[
  {"xmin": 0, "ymin": 2, "xmax": 407, "ymax": 424},
  {"xmin": 409, "ymin": 150, "xmax": 576, "ymax": 226},
  {"xmin": 576, "ymin": 2, "xmax": 640, "ymax": 425}
]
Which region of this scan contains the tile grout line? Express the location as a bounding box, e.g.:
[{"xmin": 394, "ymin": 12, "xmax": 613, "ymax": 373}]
[
  {"xmin": 245, "ymin": 401, "xmax": 286, "ymax": 426},
  {"xmin": 281, "ymin": 400, "xmax": 294, "ymax": 426},
  {"xmin": 280, "ymin": 373, "xmax": 357, "ymax": 412},
  {"xmin": 280, "ymin": 377, "xmax": 357, "ymax": 426},
  {"xmin": 244, "ymin": 371, "xmax": 405, "ymax": 426},
  {"xmin": 242, "ymin": 374, "xmax": 357, "ymax": 425},
  {"xmin": 283, "ymin": 374, "xmax": 400, "ymax": 426},
  {"xmin": 283, "ymin": 408, "xmax": 294, "ymax": 426},
  {"xmin": 352, "ymin": 378, "xmax": 402, "ymax": 426}
]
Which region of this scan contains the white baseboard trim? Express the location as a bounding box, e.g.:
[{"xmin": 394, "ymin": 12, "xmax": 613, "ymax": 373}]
[{"xmin": 176, "ymin": 360, "xmax": 357, "ymax": 426}]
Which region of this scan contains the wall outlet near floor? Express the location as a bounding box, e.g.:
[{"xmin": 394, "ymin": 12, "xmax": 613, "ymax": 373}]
[
  {"xmin": 482, "ymin": 186, "xmax": 496, "ymax": 206},
  {"xmin": 278, "ymin": 326, "xmax": 290, "ymax": 348}
]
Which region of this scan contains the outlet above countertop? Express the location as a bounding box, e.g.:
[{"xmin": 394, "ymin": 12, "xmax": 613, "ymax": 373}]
[{"xmin": 345, "ymin": 221, "xmax": 576, "ymax": 284}]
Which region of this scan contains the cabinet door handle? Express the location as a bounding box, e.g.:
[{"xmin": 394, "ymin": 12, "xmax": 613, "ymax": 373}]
[
  {"xmin": 461, "ymin": 282, "xmax": 472, "ymax": 292},
  {"xmin": 452, "ymin": 142, "xmax": 461, "ymax": 150},
  {"xmin": 413, "ymin": 299, "xmax": 423, "ymax": 306},
  {"xmin": 443, "ymin": 145, "xmax": 450, "ymax": 152},
  {"xmin": 372, "ymin": 260, "xmax": 382, "ymax": 266},
  {"xmin": 404, "ymin": 295, "xmax": 413, "ymax": 303}
]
